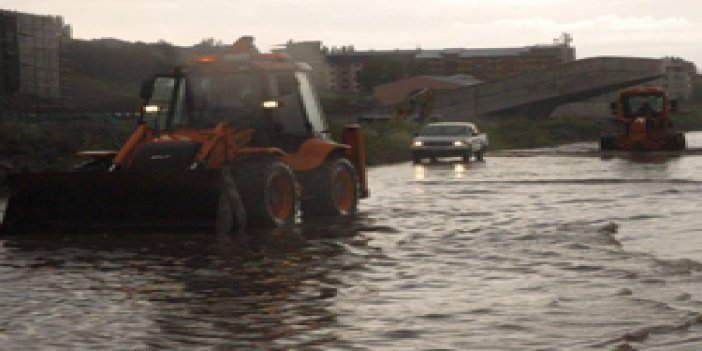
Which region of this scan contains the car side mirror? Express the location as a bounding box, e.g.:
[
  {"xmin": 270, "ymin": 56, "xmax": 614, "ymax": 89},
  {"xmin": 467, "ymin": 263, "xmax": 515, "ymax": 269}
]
[{"xmin": 670, "ymin": 100, "xmax": 678, "ymax": 113}]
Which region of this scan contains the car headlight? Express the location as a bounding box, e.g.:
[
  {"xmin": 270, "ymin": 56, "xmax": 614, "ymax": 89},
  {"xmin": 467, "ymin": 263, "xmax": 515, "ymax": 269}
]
[
  {"xmin": 453, "ymin": 140, "xmax": 466, "ymax": 147},
  {"xmin": 413, "ymin": 140, "xmax": 423, "ymax": 147}
]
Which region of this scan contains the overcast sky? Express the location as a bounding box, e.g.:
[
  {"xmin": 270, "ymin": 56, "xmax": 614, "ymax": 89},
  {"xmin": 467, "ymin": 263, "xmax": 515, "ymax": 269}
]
[{"xmin": 3, "ymin": 0, "xmax": 701, "ymax": 68}]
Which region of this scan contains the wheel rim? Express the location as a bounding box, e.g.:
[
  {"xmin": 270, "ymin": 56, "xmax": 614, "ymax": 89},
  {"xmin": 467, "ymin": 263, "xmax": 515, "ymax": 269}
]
[
  {"xmin": 332, "ymin": 166, "xmax": 355, "ymax": 213},
  {"xmin": 268, "ymin": 172, "xmax": 294, "ymax": 221}
]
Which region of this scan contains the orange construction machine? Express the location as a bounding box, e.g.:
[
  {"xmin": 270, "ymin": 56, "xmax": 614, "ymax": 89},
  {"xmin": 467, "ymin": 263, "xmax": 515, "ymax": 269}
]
[
  {"xmin": 1, "ymin": 36, "xmax": 369, "ymax": 233},
  {"xmin": 600, "ymin": 87, "xmax": 685, "ymax": 151}
]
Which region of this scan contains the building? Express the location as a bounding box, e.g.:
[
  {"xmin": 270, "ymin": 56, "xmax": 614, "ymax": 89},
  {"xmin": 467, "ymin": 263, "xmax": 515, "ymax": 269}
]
[
  {"xmin": 275, "ymin": 40, "xmax": 330, "ymax": 89},
  {"xmin": 326, "ymin": 49, "xmax": 418, "ymax": 93},
  {"xmin": 326, "ymin": 53, "xmax": 363, "ymax": 93},
  {"xmin": 325, "ymin": 37, "xmax": 575, "ymax": 93},
  {"xmin": 0, "ymin": 10, "xmax": 70, "ymax": 110},
  {"xmin": 593, "ymin": 57, "xmax": 698, "ymax": 104},
  {"xmin": 693, "ymin": 74, "xmax": 702, "ymax": 100},
  {"xmin": 415, "ymin": 43, "xmax": 575, "ymax": 81},
  {"xmin": 656, "ymin": 57, "xmax": 696, "ymax": 100}
]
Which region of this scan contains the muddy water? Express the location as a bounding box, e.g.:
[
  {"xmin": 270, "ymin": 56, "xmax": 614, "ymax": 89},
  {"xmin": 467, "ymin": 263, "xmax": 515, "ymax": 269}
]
[{"xmin": 2, "ymin": 134, "xmax": 702, "ymax": 350}]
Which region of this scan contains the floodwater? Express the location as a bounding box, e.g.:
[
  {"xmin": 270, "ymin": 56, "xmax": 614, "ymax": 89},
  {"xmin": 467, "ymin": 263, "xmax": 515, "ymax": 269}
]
[{"xmin": 2, "ymin": 134, "xmax": 702, "ymax": 350}]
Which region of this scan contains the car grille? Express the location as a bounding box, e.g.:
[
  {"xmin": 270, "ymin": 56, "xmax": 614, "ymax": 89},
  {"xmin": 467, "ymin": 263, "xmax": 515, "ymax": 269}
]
[{"xmin": 423, "ymin": 141, "xmax": 453, "ymax": 147}]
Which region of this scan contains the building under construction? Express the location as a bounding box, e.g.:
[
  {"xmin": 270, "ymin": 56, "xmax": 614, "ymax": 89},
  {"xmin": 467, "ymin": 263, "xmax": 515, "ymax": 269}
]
[{"xmin": 0, "ymin": 10, "xmax": 70, "ymax": 111}]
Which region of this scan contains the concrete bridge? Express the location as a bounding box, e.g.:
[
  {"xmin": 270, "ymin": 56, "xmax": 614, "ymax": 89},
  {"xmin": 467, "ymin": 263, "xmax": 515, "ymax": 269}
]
[{"xmin": 432, "ymin": 57, "xmax": 664, "ymax": 118}]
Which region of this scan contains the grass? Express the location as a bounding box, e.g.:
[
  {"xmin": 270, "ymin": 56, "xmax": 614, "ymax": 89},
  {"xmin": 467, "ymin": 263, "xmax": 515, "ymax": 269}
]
[
  {"xmin": 2, "ymin": 111, "xmax": 701, "ymax": 171},
  {"xmin": 331, "ymin": 111, "xmax": 702, "ymax": 165},
  {"xmin": 0, "ymin": 116, "xmax": 134, "ymax": 171}
]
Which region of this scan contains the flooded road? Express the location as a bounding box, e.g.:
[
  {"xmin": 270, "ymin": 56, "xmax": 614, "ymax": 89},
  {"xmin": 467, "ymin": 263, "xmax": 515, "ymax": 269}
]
[{"xmin": 2, "ymin": 133, "xmax": 702, "ymax": 350}]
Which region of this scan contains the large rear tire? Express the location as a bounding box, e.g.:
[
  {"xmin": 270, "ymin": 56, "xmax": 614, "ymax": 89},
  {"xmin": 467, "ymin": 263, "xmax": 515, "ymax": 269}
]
[
  {"xmin": 235, "ymin": 159, "xmax": 298, "ymax": 228},
  {"xmin": 301, "ymin": 157, "xmax": 360, "ymax": 217}
]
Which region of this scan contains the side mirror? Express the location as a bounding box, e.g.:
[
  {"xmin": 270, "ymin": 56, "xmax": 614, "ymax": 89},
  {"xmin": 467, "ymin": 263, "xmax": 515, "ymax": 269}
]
[
  {"xmin": 140, "ymin": 78, "xmax": 154, "ymax": 100},
  {"xmin": 609, "ymin": 102, "xmax": 618, "ymax": 115},
  {"xmin": 670, "ymin": 100, "xmax": 678, "ymax": 113}
]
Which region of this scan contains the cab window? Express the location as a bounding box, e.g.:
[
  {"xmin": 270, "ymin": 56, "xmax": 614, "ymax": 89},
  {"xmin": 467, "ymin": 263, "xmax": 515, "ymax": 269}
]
[
  {"xmin": 624, "ymin": 94, "xmax": 664, "ymax": 117},
  {"xmin": 146, "ymin": 76, "xmax": 176, "ymax": 130},
  {"xmin": 295, "ymin": 72, "xmax": 328, "ymax": 137},
  {"xmin": 271, "ymin": 72, "xmax": 308, "ymax": 136}
]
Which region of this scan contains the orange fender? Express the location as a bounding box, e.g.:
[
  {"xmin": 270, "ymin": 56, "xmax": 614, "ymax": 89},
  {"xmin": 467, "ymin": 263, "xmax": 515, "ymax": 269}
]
[
  {"xmin": 343, "ymin": 125, "xmax": 369, "ymax": 198},
  {"xmin": 284, "ymin": 139, "xmax": 348, "ymax": 172},
  {"xmin": 237, "ymin": 147, "xmax": 286, "ymax": 158}
]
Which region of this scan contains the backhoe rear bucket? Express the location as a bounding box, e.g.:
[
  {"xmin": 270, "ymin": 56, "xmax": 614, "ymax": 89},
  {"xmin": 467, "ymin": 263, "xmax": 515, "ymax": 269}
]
[{"xmin": 1, "ymin": 170, "xmax": 223, "ymax": 233}]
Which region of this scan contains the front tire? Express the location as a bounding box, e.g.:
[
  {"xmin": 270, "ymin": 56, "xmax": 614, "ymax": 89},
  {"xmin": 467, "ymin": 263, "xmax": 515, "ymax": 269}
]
[
  {"xmin": 301, "ymin": 157, "xmax": 360, "ymax": 217},
  {"xmin": 216, "ymin": 167, "xmax": 247, "ymax": 233},
  {"xmin": 235, "ymin": 158, "xmax": 298, "ymax": 228},
  {"xmin": 600, "ymin": 135, "xmax": 616, "ymax": 150},
  {"xmin": 412, "ymin": 152, "xmax": 422, "ymax": 164},
  {"xmin": 474, "ymin": 148, "xmax": 484, "ymax": 161},
  {"xmin": 667, "ymin": 132, "xmax": 686, "ymax": 151}
]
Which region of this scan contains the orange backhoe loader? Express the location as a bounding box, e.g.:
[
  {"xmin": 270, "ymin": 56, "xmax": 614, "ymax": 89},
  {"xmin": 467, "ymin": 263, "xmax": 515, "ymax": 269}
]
[
  {"xmin": 600, "ymin": 87, "xmax": 685, "ymax": 151},
  {"xmin": 1, "ymin": 36, "xmax": 369, "ymax": 233}
]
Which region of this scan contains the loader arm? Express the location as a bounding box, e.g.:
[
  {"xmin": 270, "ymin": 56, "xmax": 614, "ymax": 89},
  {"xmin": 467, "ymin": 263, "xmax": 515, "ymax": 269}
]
[{"xmin": 112, "ymin": 124, "xmax": 153, "ymax": 169}]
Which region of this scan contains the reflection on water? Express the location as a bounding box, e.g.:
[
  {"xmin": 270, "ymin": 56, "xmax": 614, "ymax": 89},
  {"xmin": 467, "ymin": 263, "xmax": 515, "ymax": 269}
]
[
  {"xmin": 414, "ymin": 162, "xmax": 470, "ymax": 180},
  {"xmin": 2, "ymin": 133, "xmax": 702, "ymax": 350}
]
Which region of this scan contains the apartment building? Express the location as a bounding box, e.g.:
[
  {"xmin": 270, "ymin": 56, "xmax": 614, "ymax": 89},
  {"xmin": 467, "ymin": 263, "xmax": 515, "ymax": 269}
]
[
  {"xmin": 0, "ymin": 10, "xmax": 70, "ymax": 110},
  {"xmin": 325, "ymin": 40, "xmax": 575, "ymax": 93}
]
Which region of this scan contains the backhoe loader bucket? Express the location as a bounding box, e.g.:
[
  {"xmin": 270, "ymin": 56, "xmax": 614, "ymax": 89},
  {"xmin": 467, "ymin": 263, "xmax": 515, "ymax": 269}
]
[{"xmin": 1, "ymin": 170, "xmax": 223, "ymax": 233}]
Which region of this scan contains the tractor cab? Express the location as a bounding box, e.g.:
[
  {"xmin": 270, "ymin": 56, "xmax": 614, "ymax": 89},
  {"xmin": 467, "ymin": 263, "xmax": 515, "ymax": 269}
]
[
  {"xmin": 622, "ymin": 91, "xmax": 664, "ymax": 119},
  {"xmin": 140, "ymin": 49, "xmax": 330, "ymax": 152}
]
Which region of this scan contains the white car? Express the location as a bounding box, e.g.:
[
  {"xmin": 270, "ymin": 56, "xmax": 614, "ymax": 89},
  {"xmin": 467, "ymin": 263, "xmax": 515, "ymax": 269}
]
[{"xmin": 411, "ymin": 122, "xmax": 488, "ymax": 163}]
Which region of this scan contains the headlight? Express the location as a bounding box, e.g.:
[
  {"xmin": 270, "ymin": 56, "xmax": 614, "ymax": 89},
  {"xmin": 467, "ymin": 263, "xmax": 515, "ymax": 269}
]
[
  {"xmin": 261, "ymin": 100, "xmax": 281, "ymax": 109},
  {"xmin": 143, "ymin": 104, "xmax": 160, "ymax": 113},
  {"xmin": 453, "ymin": 140, "xmax": 466, "ymax": 147},
  {"xmin": 413, "ymin": 140, "xmax": 423, "ymax": 147}
]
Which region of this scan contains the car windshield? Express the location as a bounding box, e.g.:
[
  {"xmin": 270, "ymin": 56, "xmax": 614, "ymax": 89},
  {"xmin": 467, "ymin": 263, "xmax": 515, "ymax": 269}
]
[
  {"xmin": 624, "ymin": 94, "xmax": 664, "ymax": 117},
  {"xmin": 420, "ymin": 125, "xmax": 468, "ymax": 136}
]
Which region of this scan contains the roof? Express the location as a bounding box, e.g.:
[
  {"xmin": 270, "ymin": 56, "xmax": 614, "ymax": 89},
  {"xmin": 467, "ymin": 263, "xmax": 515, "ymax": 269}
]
[
  {"xmin": 423, "ymin": 74, "xmax": 482, "ymax": 86},
  {"xmin": 426, "ymin": 121, "xmax": 476, "ymax": 127},
  {"xmin": 416, "ymin": 47, "xmax": 528, "ymax": 59},
  {"xmin": 327, "ymin": 44, "xmax": 565, "ymax": 61},
  {"xmin": 373, "ymin": 75, "xmax": 482, "ymax": 106}
]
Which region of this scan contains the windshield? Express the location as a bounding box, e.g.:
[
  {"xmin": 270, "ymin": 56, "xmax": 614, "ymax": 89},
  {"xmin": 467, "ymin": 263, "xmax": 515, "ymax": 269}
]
[
  {"xmin": 189, "ymin": 72, "xmax": 264, "ymax": 128},
  {"xmin": 420, "ymin": 125, "xmax": 468, "ymax": 136},
  {"xmin": 624, "ymin": 94, "xmax": 664, "ymax": 117}
]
